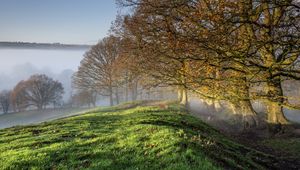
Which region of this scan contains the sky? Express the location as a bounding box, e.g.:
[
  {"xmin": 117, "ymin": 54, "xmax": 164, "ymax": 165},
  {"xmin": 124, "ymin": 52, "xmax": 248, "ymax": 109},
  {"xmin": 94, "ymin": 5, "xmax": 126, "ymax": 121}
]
[
  {"xmin": 0, "ymin": 49, "xmax": 85, "ymax": 74},
  {"xmin": 0, "ymin": 0, "xmax": 118, "ymax": 45}
]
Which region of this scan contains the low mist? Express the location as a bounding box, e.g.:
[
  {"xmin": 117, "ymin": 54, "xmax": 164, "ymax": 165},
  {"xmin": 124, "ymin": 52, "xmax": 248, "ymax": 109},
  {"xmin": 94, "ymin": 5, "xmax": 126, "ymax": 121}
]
[{"xmin": 0, "ymin": 48, "xmax": 86, "ymax": 100}]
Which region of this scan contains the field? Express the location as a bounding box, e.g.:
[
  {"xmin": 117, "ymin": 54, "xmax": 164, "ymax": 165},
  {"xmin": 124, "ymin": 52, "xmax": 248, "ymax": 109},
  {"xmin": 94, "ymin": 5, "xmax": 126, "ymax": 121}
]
[
  {"xmin": 0, "ymin": 108, "xmax": 89, "ymax": 129},
  {"xmin": 0, "ymin": 102, "xmax": 299, "ymax": 169}
]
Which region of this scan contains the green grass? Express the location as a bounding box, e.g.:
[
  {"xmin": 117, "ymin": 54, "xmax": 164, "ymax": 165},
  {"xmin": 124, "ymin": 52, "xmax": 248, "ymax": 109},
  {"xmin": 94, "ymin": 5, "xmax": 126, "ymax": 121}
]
[
  {"xmin": 0, "ymin": 103, "xmax": 283, "ymax": 169},
  {"xmin": 261, "ymin": 138, "xmax": 300, "ymax": 157}
]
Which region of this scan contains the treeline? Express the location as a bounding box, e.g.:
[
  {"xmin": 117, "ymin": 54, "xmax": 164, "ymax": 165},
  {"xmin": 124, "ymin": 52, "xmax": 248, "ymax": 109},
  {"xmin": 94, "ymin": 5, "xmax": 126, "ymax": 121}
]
[
  {"xmin": 0, "ymin": 74, "xmax": 64, "ymax": 113},
  {"xmin": 72, "ymin": 36, "xmax": 175, "ymax": 106},
  {"xmin": 73, "ymin": 0, "xmax": 300, "ymax": 132},
  {"xmin": 0, "ymin": 42, "xmax": 90, "ymax": 50}
]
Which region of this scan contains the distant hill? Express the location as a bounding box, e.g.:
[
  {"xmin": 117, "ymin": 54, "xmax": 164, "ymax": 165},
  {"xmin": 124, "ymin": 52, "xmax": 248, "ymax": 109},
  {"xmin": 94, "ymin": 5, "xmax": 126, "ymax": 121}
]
[{"xmin": 0, "ymin": 42, "xmax": 91, "ymax": 50}]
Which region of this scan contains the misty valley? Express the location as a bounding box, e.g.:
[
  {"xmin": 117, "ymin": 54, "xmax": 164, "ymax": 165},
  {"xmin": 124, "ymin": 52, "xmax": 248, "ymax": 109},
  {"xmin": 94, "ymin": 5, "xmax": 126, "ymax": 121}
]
[{"xmin": 0, "ymin": 1, "xmax": 300, "ymax": 170}]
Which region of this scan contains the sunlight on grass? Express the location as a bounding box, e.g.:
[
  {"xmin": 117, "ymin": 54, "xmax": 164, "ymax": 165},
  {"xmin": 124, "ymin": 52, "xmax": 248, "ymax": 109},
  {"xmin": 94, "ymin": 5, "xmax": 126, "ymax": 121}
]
[{"xmin": 0, "ymin": 103, "xmax": 280, "ymax": 169}]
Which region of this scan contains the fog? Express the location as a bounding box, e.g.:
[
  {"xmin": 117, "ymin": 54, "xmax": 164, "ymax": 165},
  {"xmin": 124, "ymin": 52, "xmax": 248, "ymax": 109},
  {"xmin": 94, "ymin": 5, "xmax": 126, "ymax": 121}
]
[
  {"xmin": 0, "ymin": 48, "xmax": 299, "ymax": 127},
  {"xmin": 0, "ymin": 48, "xmax": 87, "ymax": 100},
  {"xmin": 0, "ymin": 108, "xmax": 88, "ymax": 129},
  {"xmin": 0, "ymin": 49, "xmax": 85, "ymax": 73},
  {"xmin": 189, "ymin": 96, "xmax": 300, "ymax": 131}
]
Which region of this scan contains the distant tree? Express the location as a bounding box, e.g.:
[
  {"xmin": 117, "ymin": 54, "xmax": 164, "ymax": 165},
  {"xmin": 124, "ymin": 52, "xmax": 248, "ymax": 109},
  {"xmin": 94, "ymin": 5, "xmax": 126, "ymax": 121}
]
[
  {"xmin": 0, "ymin": 90, "xmax": 11, "ymax": 114},
  {"xmin": 11, "ymin": 80, "xmax": 29, "ymax": 112},
  {"xmin": 11, "ymin": 74, "xmax": 64, "ymax": 111},
  {"xmin": 72, "ymin": 90, "xmax": 97, "ymax": 108}
]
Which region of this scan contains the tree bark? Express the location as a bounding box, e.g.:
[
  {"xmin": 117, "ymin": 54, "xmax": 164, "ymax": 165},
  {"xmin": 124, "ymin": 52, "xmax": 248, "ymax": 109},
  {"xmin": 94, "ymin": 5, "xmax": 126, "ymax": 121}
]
[
  {"xmin": 267, "ymin": 102, "xmax": 288, "ymax": 124},
  {"xmin": 177, "ymin": 86, "xmax": 183, "ymax": 102},
  {"xmin": 109, "ymin": 86, "xmax": 113, "ymax": 106},
  {"xmin": 178, "ymin": 60, "xmax": 189, "ymax": 107},
  {"xmin": 230, "ymin": 100, "xmax": 258, "ymax": 130},
  {"xmin": 212, "ymin": 100, "xmax": 222, "ymax": 113},
  {"xmin": 180, "ymin": 88, "xmax": 188, "ymax": 107},
  {"xmin": 109, "ymin": 94, "xmax": 113, "ymax": 106},
  {"xmin": 239, "ymin": 100, "xmax": 259, "ymax": 129},
  {"xmin": 125, "ymin": 72, "xmax": 129, "ymax": 102},
  {"xmin": 230, "ymin": 77, "xmax": 258, "ymax": 129},
  {"xmin": 147, "ymin": 88, "xmax": 151, "ymax": 100},
  {"xmin": 131, "ymin": 80, "xmax": 138, "ymax": 101},
  {"xmin": 125, "ymin": 84, "xmax": 129, "ymax": 102},
  {"xmin": 239, "ymin": 79, "xmax": 258, "ymax": 129},
  {"xmin": 266, "ymin": 78, "xmax": 289, "ymax": 125},
  {"xmin": 115, "ymin": 87, "xmax": 120, "ymax": 105},
  {"xmin": 38, "ymin": 105, "xmax": 43, "ymax": 110}
]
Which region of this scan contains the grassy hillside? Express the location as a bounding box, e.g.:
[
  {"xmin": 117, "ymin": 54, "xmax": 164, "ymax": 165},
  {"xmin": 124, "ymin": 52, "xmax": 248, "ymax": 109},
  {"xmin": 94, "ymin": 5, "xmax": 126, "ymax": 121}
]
[
  {"xmin": 0, "ymin": 102, "xmax": 292, "ymax": 169},
  {"xmin": 261, "ymin": 138, "xmax": 300, "ymax": 158}
]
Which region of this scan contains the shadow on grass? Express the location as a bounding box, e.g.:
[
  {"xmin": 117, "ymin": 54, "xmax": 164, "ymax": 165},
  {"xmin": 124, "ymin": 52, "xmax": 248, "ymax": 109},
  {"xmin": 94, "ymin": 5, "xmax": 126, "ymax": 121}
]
[
  {"xmin": 1, "ymin": 103, "xmax": 300, "ymax": 170},
  {"xmin": 139, "ymin": 114, "xmax": 300, "ymax": 170}
]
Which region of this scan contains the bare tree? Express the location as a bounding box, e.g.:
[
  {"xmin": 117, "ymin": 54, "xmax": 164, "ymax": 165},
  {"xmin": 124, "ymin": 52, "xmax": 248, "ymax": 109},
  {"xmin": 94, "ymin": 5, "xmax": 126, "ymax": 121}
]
[
  {"xmin": 11, "ymin": 80, "xmax": 30, "ymax": 112},
  {"xmin": 0, "ymin": 90, "xmax": 11, "ymax": 114},
  {"xmin": 11, "ymin": 74, "xmax": 64, "ymax": 111}
]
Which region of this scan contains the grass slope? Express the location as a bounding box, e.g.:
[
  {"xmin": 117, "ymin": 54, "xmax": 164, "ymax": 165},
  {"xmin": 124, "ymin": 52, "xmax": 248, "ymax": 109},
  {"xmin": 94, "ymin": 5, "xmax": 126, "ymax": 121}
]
[
  {"xmin": 261, "ymin": 138, "xmax": 300, "ymax": 158},
  {"xmin": 0, "ymin": 103, "xmax": 288, "ymax": 169}
]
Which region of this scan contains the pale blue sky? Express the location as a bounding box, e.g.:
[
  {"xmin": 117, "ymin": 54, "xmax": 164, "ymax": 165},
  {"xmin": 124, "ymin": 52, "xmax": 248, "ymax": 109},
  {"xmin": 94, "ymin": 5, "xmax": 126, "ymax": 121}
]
[{"xmin": 0, "ymin": 0, "xmax": 118, "ymax": 44}]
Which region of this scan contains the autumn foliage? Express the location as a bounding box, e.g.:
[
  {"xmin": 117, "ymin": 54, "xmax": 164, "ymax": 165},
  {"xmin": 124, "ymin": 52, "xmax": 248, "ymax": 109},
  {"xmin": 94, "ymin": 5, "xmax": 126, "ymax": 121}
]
[
  {"xmin": 73, "ymin": 0, "xmax": 300, "ymax": 132},
  {"xmin": 11, "ymin": 74, "xmax": 64, "ymax": 111}
]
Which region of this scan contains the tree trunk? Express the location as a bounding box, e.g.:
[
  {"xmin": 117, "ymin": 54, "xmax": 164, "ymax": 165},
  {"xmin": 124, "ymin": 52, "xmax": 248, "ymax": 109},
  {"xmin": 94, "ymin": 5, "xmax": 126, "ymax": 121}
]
[
  {"xmin": 125, "ymin": 72, "xmax": 129, "ymax": 102},
  {"xmin": 267, "ymin": 102, "xmax": 288, "ymax": 124},
  {"xmin": 177, "ymin": 87, "xmax": 183, "ymax": 102},
  {"xmin": 239, "ymin": 82, "xmax": 258, "ymax": 129},
  {"xmin": 179, "ymin": 60, "xmax": 188, "ymax": 107},
  {"xmin": 109, "ymin": 94, "xmax": 113, "ymax": 106},
  {"xmin": 92, "ymin": 92, "xmax": 97, "ymax": 107},
  {"xmin": 131, "ymin": 81, "xmax": 138, "ymax": 101},
  {"xmin": 134, "ymin": 80, "xmax": 138, "ymax": 100},
  {"xmin": 115, "ymin": 87, "xmax": 120, "ymax": 105},
  {"xmin": 125, "ymin": 84, "xmax": 129, "ymax": 102},
  {"xmin": 265, "ymin": 78, "xmax": 289, "ymax": 128},
  {"xmin": 257, "ymin": 4, "xmax": 289, "ymax": 132},
  {"xmin": 239, "ymin": 100, "xmax": 259, "ymax": 129},
  {"xmin": 131, "ymin": 89, "xmax": 136, "ymax": 101},
  {"xmin": 147, "ymin": 88, "xmax": 151, "ymax": 100},
  {"xmin": 212, "ymin": 100, "xmax": 222, "ymax": 113},
  {"xmin": 180, "ymin": 88, "xmax": 188, "ymax": 107},
  {"xmin": 230, "ymin": 77, "xmax": 258, "ymax": 129},
  {"xmin": 212, "ymin": 66, "xmax": 221, "ymax": 113},
  {"xmin": 109, "ymin": 86, "xmax": 113, "ymax": 106},
  {"xmin": 231, "ymin": 100, "xmax": 258, "ymax": 130}
]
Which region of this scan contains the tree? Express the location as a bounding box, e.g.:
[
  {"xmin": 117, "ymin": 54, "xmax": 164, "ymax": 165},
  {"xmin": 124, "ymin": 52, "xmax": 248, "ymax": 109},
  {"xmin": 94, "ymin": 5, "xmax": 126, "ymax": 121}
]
[
  {"xmin": 183, "ymin": 0, "xmax": 300, "ymax": 129},
  {"xmin": 72, "ymin": 90, "xmax": 97, "ymax": 108},
  {"xmin": 241, "ymin": 0, "xmax": 300, "ymax": 128},
  {"xmin": 11, "ymin": 80, "xmax": 30, "ymax": 112},
  {"xmin": 117, "ymin": 0, "xmax": 300, "ymax": 131},
  {"xmin": 73, "ymin": 36, "xmax": 121, "ymax": 106},
  {"xmin": 118, "ymin": 0, "xmax": 258, "ymax": 121},
  {"xmin": 119, "ymin": 8, "xmax": 193, "ymax": 106},
  {"xmin": 11, "ymin": 74, "xmax": 64, "ymax": 110},
  {"xmin": 0, "ymin": 90, "xmax": 11, "ymax": 114}
]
